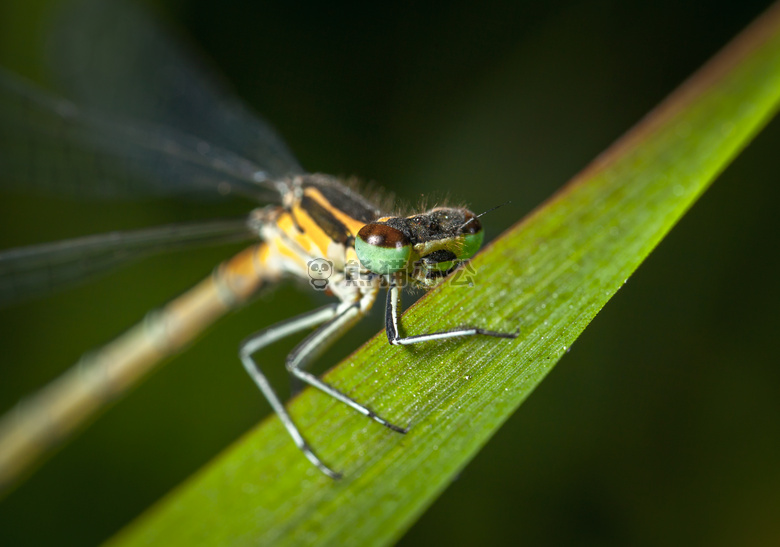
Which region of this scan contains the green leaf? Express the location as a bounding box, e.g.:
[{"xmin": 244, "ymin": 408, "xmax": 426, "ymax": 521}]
[{"xmin": 110, "ymin": 5, "xmax": 780, "ymax": 545}]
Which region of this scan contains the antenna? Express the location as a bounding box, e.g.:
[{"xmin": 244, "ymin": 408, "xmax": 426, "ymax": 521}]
[{"xmin": 460, "ymin": 200, "xmax": 512, "ymax": 231}]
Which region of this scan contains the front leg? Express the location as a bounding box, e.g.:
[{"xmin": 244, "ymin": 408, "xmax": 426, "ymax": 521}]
[{"xmin": 384, "ymin": 279, "xmax": 518, "ymax": 346}]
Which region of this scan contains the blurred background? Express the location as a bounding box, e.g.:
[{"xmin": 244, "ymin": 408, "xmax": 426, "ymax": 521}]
[{"xmin": 1, "ymin": 0, "xmax": 779, "ymax": 545}]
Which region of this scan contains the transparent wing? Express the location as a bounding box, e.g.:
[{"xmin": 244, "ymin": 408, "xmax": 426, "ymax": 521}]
[
  {"xmin": 47, "ymin": 0, "xmax": 304, "ymax": 182},
  {"xmin": 0, "ymin": 0, "xmax": 302, "ymax": 304},
  {"xmin": 0, "ymin": 217, "xmax": 258, "ymax": 307},
  {"xmin": 0, "ymin": 70, "xmax": 290, "ymax": 201}
]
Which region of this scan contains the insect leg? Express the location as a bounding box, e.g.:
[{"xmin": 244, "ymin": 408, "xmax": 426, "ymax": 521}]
[
  {"xmin": 384, "ymin": 279, "xmax": 518, "ymax": 345},
  {"xmin": 286, "ymin": 302, "xmax": 408, "ymax": 434},
  {"xmin": 239, "ymin": 303, "xmax": 342, "ymax": 478}
]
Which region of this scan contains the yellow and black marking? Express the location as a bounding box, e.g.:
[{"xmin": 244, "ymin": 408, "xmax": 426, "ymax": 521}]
[
  {"xmin": 0, "ymin": 2, "xmax": 518, "ymax": 491},
  {"xmin": 222, "ymin": 172, "xmax": 518, "ymax": 479}
]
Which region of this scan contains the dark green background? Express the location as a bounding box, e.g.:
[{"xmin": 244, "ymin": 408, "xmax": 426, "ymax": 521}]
[{"xmin": 1, "ymin": 1, "xmax": 779, "ymax": 545}]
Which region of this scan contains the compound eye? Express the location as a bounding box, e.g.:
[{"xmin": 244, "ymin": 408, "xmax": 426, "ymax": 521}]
[
  {"xmin": 355, "ymin": 224, "xmax": 412, "ymax": 274},
  {"xmin": 456, "ymin": 212, "xmax": 484, "ymax": 260},
  {"xmin": 460, "ymin": 212, "xmax": 482, "ymax": 235}
]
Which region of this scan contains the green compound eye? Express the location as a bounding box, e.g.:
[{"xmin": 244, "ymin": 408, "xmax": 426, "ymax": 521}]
[
  {"xmin": 355, "ymin": 224, "xmax": 412, "ymax": 274},
  {"xmin": 420, "ymin": 229, "xmax": 483, "ymax": 277},
  {"xmin": 456, "ymin": 230, "xmax": 484, "ymax": 260},
  {"xmin": 454, "ymin": 211, "xmax": 484, "ymax": 260}
]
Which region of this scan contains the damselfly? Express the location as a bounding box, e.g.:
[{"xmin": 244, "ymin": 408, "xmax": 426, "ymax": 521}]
[{"xmin": 0, "ymin": 1, "xmax": 516, "ymax": 487}]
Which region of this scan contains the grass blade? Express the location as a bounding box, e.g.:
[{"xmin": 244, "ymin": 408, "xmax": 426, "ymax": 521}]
[{"xmin": 110, "ymin": 4, "xmax": 780, "ymax": 545}]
